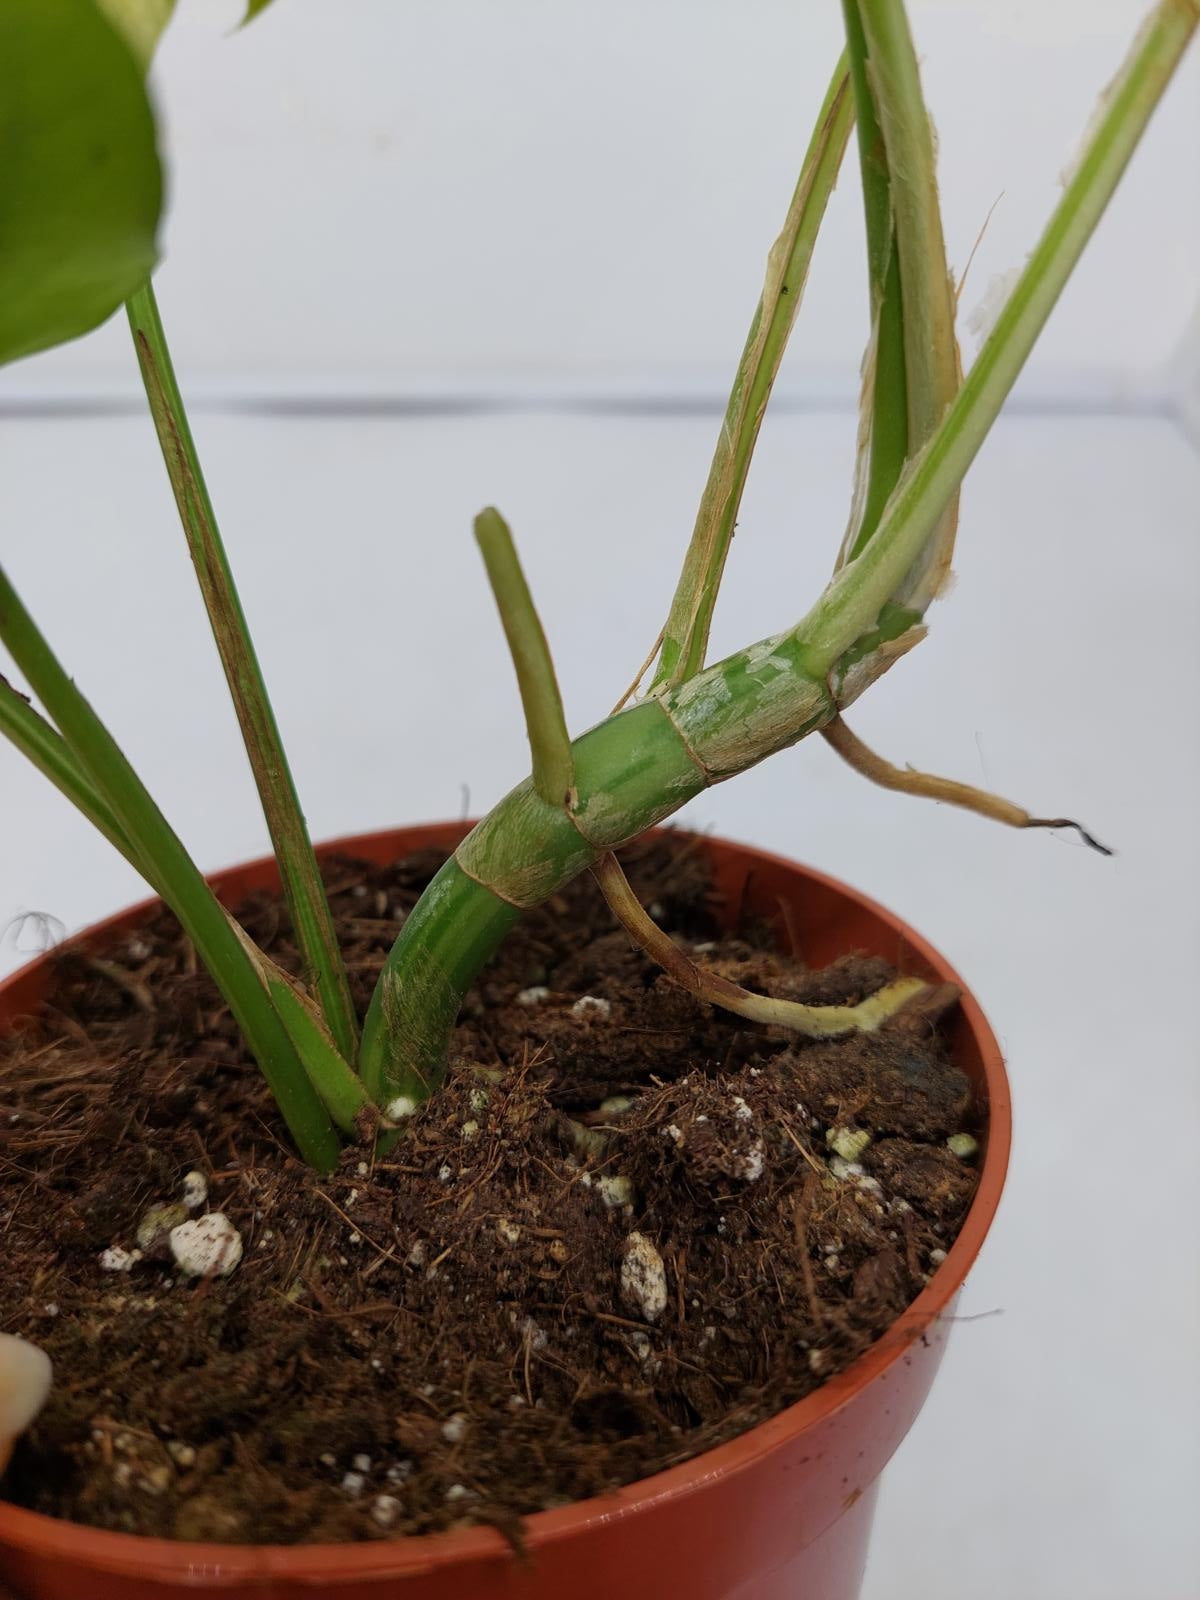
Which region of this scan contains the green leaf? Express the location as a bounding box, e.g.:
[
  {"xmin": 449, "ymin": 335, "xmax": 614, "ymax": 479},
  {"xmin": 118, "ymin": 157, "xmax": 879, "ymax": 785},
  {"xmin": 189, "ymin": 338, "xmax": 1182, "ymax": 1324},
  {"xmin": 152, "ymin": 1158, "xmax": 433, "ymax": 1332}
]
[
  {"xmin": 242, "ymin": 0, "xmax": 276, "ymax": 23},
  {"xmin": 0, "ymin": 0, "xmax": 163, "ymax": 368},
  {"xmin": 94, "ymin": 0, "xmax": 176, "ymax": 66}
]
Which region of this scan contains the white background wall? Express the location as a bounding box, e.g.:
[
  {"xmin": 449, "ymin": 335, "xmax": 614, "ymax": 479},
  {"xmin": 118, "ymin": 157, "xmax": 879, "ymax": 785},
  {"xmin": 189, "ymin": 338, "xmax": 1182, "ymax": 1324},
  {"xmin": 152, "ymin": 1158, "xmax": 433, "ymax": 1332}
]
[
  {"xmin": 1, "ymin": 4, "xmax": 1198, "ymax": 1598},
  {"xmin": 3, "ymin": 0, "xmax": 1197, "ymax": 404}
]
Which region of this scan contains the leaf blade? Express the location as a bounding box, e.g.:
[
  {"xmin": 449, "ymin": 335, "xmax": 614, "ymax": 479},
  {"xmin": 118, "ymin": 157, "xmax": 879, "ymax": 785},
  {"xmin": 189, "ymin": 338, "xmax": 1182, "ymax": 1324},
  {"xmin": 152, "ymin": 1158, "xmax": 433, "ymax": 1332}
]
[
  {"xmin": 94, "ymin": 0, "xmax": 176, "ymax": 66},
  {"xmin": 0, "ymin": 0, "xmax": 163, "ymax": 367}
]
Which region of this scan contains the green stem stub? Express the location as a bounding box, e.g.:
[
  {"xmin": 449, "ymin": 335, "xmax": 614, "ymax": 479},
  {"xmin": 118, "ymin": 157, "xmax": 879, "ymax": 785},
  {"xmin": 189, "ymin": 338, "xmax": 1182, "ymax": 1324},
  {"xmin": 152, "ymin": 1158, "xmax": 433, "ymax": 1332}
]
[{"xmin": 474, "ymin": 506, "xmax": 575, "ymax": 809}]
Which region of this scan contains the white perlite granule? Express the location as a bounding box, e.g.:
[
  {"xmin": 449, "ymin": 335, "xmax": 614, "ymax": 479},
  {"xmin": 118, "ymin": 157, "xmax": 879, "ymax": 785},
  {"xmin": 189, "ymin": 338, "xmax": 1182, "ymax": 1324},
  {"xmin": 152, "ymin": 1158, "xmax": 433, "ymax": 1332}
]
[
  {"xmin": 827, "ymin": 1155, "xmax": 865, "ymax": 1182},
  {"xmin": 440, "ymin": 1413, "xmax": 468, "ymax": 1445},
  {"xmin": 620, "ymin": 1233, "xmax": 668, "ymax": 1323},
  {"xmin": 571, "ymin": 995, "xmax": 611, "ymax": 1021},
  {"xmin": 99, "ymin": 1247, "xmax": 141, "ymax": 1273},
  {"xmin": 596, "ymin": 1175, "xmax": 634, "ymax": 1209},
  {"xmin": 169, "ymin": 1214, "xmax": 243, "ymax": 1278},
  {"xmin": 734, "ymin": 1141, "xmax": 765, "ymax": 1183},
  {"xmin": 371, "ymin": 1495, "xmax": 402, "ymax": 1528}
]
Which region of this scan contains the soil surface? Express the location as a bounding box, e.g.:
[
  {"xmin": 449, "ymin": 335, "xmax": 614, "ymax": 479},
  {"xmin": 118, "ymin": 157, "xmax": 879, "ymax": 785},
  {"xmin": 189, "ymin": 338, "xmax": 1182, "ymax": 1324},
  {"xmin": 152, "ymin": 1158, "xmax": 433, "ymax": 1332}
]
[{"xmin": 0, "ymin": 836, "xmax": 978, "ymax": 1544}]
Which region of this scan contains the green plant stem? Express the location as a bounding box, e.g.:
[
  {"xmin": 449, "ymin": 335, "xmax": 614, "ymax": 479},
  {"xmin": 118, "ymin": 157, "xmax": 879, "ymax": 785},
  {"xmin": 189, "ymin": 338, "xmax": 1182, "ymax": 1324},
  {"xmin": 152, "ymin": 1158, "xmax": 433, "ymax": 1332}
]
[
  {"xmin": 0, "ymin": 675, "xmax": 149, "ymax": 877},
  {"xmin": 839, "ymin": 0, "xmax": 909, "ymax": 559},
  {"xmin": 800, "ymin": 0, "xmax": 1195, "ymax": 676},
  {"xmin": 360, "ymin": 857, "xmax": 520, "ymax": 1101},
  {"xmin": 838, "ymin": 0, "xmax": 959, "ymax": 611},
  {"xmin": 359, "ymin": 670, "xmax": 826, "ymax": 1101},
  {"xmin": 651, "ymin": 56, "xmax": 854, "ymax": 691},
  {"xmin": 266, "ymin": 977, "xmax": 374, "ymax": 1135},
  {"xmin": 126, "ymin": 280, "xmax": 358, "ymax": 1063},
  {"xmin": 1, "ymin": 669, "xmax": 373, "ymax": 1130},
  {"xmin": 474, "ymin": 508, "xmax": 574, "ymax": 807},
  {"xmin": 360, "ymin": 0, "xmax": 1193, "ymax": 1106},
  {"xmin": 859, "ymin": 0, "xmax": 957, "ymax": 452},
  {"xmin": 842, "ymin": 2, "xmax": 890, "ymax": 289},
  {"xmin": 0, "ymin": 564, "xmax": 340, "ymax": 1170}
]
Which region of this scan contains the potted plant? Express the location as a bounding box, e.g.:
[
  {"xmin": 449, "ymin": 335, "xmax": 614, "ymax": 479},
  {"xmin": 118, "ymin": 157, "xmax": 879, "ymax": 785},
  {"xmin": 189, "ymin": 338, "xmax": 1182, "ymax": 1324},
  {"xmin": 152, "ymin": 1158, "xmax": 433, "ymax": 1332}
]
[{"xmin": 0, "ymin": 2, "xmax": 1192, "ymax": 1596}]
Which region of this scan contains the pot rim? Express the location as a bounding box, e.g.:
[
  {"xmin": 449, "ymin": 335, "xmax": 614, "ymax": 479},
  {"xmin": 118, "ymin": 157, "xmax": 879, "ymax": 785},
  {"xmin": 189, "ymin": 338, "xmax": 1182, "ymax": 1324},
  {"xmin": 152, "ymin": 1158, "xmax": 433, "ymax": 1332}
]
[{"xmin": 0, "ymin": 822, "xmax": 1011, "ymax": 1583}]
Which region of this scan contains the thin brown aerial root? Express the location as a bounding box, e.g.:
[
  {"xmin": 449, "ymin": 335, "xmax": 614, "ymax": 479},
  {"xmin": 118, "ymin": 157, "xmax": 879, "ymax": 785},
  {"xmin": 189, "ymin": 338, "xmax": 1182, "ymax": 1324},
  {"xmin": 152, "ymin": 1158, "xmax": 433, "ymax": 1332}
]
[
  {"xmin": 591, "ymin": 852, "xmax": 943, "ymax": 1039},
  {"xmin": 821, "ymin": 716, "xmax": 1113, "ymax": 856}
]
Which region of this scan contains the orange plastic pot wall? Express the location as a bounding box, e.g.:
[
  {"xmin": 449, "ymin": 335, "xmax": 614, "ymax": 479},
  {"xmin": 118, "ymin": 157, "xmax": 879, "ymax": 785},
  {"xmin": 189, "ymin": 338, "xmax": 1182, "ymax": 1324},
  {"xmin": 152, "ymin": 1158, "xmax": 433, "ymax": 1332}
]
[{"xmin": 0, "ymin": 824, "xmax": 1010, "ymax": 1600}]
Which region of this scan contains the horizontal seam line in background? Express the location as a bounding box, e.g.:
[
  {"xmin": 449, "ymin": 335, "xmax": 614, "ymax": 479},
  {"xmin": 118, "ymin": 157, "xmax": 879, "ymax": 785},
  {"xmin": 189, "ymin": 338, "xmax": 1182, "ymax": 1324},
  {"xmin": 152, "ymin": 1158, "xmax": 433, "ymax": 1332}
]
[{"xmin": 0, "ymin": 392, "xmax": 1181, "ymax": 422}]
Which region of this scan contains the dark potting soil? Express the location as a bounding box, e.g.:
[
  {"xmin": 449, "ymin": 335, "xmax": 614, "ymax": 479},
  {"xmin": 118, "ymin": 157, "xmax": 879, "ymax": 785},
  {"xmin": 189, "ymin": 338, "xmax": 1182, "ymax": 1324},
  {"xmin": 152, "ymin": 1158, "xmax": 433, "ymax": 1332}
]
[{"xmin": 0, "ymin": 835, "xmax": 978, "ymax": 1544}]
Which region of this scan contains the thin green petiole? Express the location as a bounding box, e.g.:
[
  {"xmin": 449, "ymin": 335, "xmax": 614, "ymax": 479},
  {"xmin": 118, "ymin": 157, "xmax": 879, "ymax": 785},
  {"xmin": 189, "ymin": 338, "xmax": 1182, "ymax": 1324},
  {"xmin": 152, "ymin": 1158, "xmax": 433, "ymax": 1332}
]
[
  {"xmin": 838, "ymin": 0, "xmax": 910, "ymax": 562},
  {"xmin": 0, "ymin": 563, "xmax": 341, "ymax": 1171},
  {"xmin": 838, "ymin": 0, "xmax": 959, "ymax": 612},
  {"xmin": 857, "ymin": 0, "xmax": 957, "ymax": 455},
  {"xmin": 266, "ymin": 976, "xmax": 375, "ymax": 1136},
  {"xmin": 0, "ymin": 675, "xmax": 151, "ymax": 882},
  {"xmin": 797, "ymin": 0, "xmax": 1197, "ymax": 676},
  {"xmin": 651, "ymin": 56, "xmax": 854, "ymax": 691},
  {"xmin": 1, "ymin": 669, "xmax": 373, "ymax": 1135},
  {"xmin": 126, "ymin": 280, "xmax": 359, "ymax": 1063}
]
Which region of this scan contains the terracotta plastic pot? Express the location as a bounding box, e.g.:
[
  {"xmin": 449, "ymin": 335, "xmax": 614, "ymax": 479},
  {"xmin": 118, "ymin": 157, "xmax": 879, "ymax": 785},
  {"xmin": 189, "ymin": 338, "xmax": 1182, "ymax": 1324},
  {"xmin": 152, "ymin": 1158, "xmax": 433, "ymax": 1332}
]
[{"xmin": 0, "ymin": 823, "xmax": 1010, "ymax": 1600}]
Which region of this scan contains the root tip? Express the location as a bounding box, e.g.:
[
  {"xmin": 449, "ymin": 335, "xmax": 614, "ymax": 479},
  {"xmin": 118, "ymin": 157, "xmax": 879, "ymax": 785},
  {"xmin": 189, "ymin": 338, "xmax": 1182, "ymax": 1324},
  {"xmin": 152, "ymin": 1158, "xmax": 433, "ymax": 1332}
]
[{"xmin": 1029, "ymin": 817, "xmax": 1114, "ymax": 857}]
